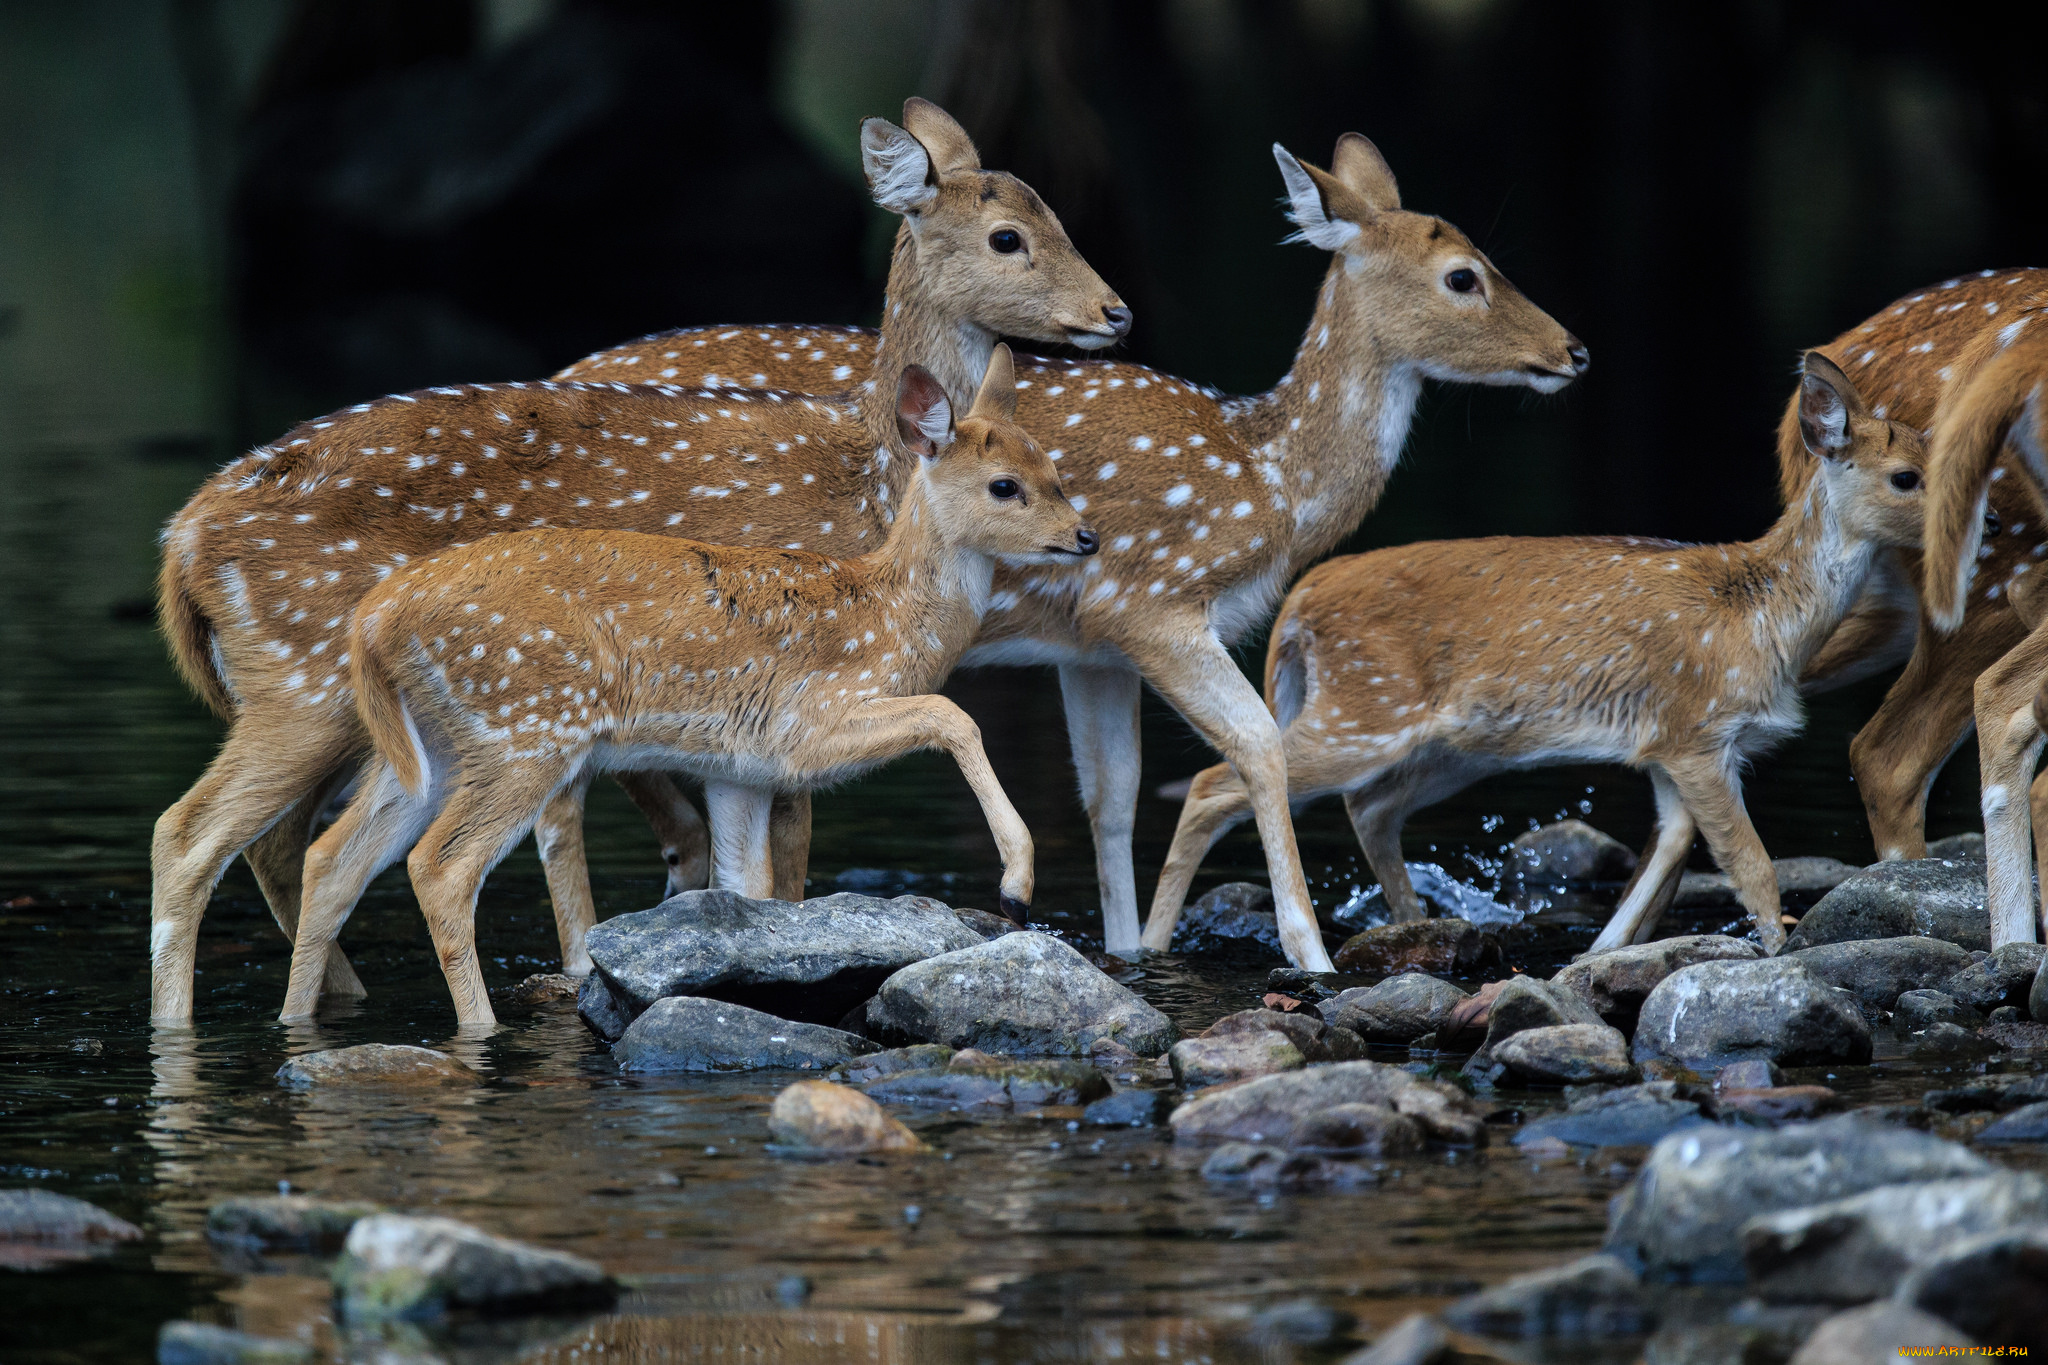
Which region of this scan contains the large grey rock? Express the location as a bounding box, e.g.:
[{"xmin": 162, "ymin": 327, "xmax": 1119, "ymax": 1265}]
[
  {"xmin": 1786, "ymin": 1303, "xmax": 1979, "ymax": 1364},
  {"xmin": 1552, "ymin": 936, "xmax": 1763, "ymax": 1027},
  {"xmin": 1943, "ymin": 942, "xmax": 2048, "ymax": 1012},
  {"xmin": 1927, "ymin": 833, "xmax": 1985, "ymax": 860},
  {"xmin": 1321, "ymin": 974, "xmax": 1469, "ymax": 1044},
  {"xmin": 1168, "ymin": 1060, "xmax": 1488, "ymax": 1148},
  {"xmin": 1741, "ymin": 1171, "xmax": 2048, "ymax": 1303},
  {"xmin": 1514, "ymin": 1082, "xmax": 1713, "ymax": 1150},
  {"xmin": 1894, "ymin": 990, "xmax": 1984, "ymax": 1031},
  {"xmin": 1975, "ymin": 1100, "xmax": 2048, "ymax": 1143},
  {"xmin": 865, "ymin": 933, "xmax": 1176, "ymax": 1056},
  {"xmin": 1441, "ymin": 1253, "xmax": 1654, "ymax": 1338},
  {"xmin": 611, "ymin": 996, "xmax": 875, "ymax": 1073},
  {"xmin": 1895, "ymin": 1228, "xmax": 2048, "ymax": 1353},
  {"xmin": 1287, "ymin": 1102, "xmax": 1427, "ymax": 1156},
  {"xmin": 206, "ymin": 1196, "xmax": 380, "ymax": 1251},
  {"xmin": 1511, "ymin": 821, "xmax": 1637, "ymax": 883},
  {"xmin": 582, "ymin": 889, "xmax": 993, "ymax": 1035},
  {"xmin": 1786, "ymin": 858, "xmax": 1990, "ymax": 952},
  {"xmin": 157, "ymin": 1322, "xmax": 313, "ymax": 1365},
  {"xmin": 276, "ymin": 1045, "xmax": 478, "ymax": 1089},
  {"xmin": 1784, "ymin": 937, "xmax": 1975, "ymax": 1011},
  {"xmin": 1493, "ymin": 1023, "xmax": 1636, "ymax": 1085},
  {"xmin": 334, "ymin": 1213, "xmax": 616, "ymax": 1320},
  {"xmin": 1170, "ymin": 882, "xmax": 1281, "ymax": 955},
  {"xmin": 1632, "ymin": 959, "xmax": 1872, "ymax": 1072},
  {"xmin": 1674, "ymin": 857, "xmax": 1859, "ymax": 908},
  {"xmin": 1605, "ymin": 1116, "xmax": 1990, "ymax": 1279}
]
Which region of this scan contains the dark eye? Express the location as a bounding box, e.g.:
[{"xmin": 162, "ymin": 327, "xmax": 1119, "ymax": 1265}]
[
  {"xmin": 1445, "ymin": 268, "xmax": 1479, "ymax": 294},
  {"xmin": 989, "ymin": 229, "xmax": 1023, "ymax": 254},
  {"xmin": 989, "ymin": 477, "xmax": 1021, "ymax": 499},
  {"xmin": 1890, "ymin": 469, "xmax": 1921, "ymax": 491}
]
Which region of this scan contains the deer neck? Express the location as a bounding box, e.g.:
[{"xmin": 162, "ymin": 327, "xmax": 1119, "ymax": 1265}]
[
  {"xmin": 1734, "ymin": 478, "xmax": 1884, "ymax": 676},
  {"xmin": 1237, "ymin": 258, "xmax": 1424, "ymax": 569},
  {"xmin": 851, "ymin": 472, "xmax": 997, "ymax": 682},
  {"xmin": 861, "ymin": 225, "xmax": 998, "ymax": 500}
]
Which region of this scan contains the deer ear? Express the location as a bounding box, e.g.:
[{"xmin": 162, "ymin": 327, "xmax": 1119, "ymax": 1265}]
[
  {"xmin": 901, "ymin": 97, "xmax": 981, "ymax": 177},
  {"xmin": 862, "ymin": 117, "xmax": 938, "ymax": 215},
  {"xmin": 1330, "ymin": 133, "xmax": 1400, "ymax": 213},
  {"xmin": 968, "ymin": 344, "xmax": 1018, "ymax": 424},
  {"xmin": 1274, "ymin": 145, "xmax": 1363, "ymax": 252},
  {"xmin": 896, "ymin": 365, "xmax": 954, "ymax": 459},
  {"xmin": 1798, "ymin": 351, "xmax": 1865, "ymax": 459}
]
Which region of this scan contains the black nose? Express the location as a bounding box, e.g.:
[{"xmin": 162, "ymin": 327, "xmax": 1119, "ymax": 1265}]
[
  {"xmin": 1566, "ymin": 339, "xmax": 1591, "ymax": 374},
  {"xmin": 1075, "ymin": 528, "xmax": 1099, "ymax": 555},
  {"xmin": 1101, "ymin": 304, "xmax": 1132, "ymax": 336}
]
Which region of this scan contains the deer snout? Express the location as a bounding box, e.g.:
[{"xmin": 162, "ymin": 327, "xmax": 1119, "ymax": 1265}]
[
  {"xmin": 1565, "ymin": 337, "xmax": 1591, "ymax": 376},
  {"xmin": 1100, "ymin": 304, "xmax": 1133, "ymax": 338},
  {"xmin": 1075, "ymin": 527, "xmax": 1100, "ymax": 555}
]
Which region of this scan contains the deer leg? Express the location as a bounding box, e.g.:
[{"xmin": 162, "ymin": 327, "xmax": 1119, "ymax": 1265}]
[
  {"xmin": 1058, "ymin": 663, "xmax": 1144, "ymax": 955},
  {"xmin": 1975, "ymin": 626, "xmax": 2048, "ymax": 946},
  {"xmin": 281, "ymin": 764, "xmax": 438, "ymax": 1021},
  {"xmin": 1140, "ymin": 761, "xmax": 1252, "ymax": 951},
  {"xmin": 150, "ymin": 719, "xmax": 355, "ymax": 1023},
  {"xmin": 1662, "ymin": 754, "xmax": 1784, "ymax": 954},
  {"xmin": 532, "ymin": 771, "xmax": 598, "ymax": 975},
  {"xmin": 1589, "ymin": 770, "xmax": 1695, "ymax": 953},
  {"xmin": 1342, "ymin": 790, "xmax": 1426, "ymax": 923},
  {"xmin": 1122, "ymin": 626, "xmax": 1333, "ymax": 973},
  {"xmin": 769, "ymin": 791, "xmax": 811, "ymax": 901},
  {"xmin": 614, "ymin": 770, "xmax": 710, "ymax": 897},
  {"xmin": 244, "ymin": 776, "xmax": 367, "ymax": 1000},
  {"xmin": 702, "ymin": 781, "xmax": 776, "ymax": 899}
]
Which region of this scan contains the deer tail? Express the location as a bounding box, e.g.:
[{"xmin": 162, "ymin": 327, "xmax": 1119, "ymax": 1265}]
[
  {"xmin": 1924, "ymin": 341, "xmax": 2047, "ymax": 632},
  {"xmin": 1264, "ymin": 592, "xmax": 1313, "ymax": 730},
  {"xmin": 155, "ymin": 545, "xmax": 235, "ymax": 720},
  {"xmin": 350, "ymin": 609, "xmax": 428, "ymax": 795}
]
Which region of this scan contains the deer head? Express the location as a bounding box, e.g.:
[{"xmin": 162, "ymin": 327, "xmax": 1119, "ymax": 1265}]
[
  {"xmin": 896, "ymin": 345, "xmax": 1097, "ymax": 564},
  {"xmin": 1275, "ymin": 134, "xmax": 1587, "ymax": 392},
  {"xmin": 1797, "ymin": 351, "xmax": 1928, "ymax": 549},
  {"xmin": 863, "ymin": 99, "xmax": 1130, "ymax": 352}
]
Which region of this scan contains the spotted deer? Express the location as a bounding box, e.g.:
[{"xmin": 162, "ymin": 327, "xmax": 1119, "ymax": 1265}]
[
  {"xmin": 148, "ymin": 99, "xmax": 1126, "ymax": 1022},
  {"xmin": 564, "ymin": 133, "xmax": 1586, "ymax": 970},
  {"xmin": 278, "ymin": 352, "xmax": 1090, "ymax": 1025},
  {"xmin": 1144, "ymin": 355, "xmax": 1928, "ymax": 957},
  {"xmin": 1921, "ymin": 298, "xmax": 2048, "ymax": 946}
]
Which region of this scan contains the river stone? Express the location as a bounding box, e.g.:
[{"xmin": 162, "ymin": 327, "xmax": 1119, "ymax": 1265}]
[
  {"xmin": 1605, "ymin": 1116, "xmax": 1991, "ymax": 1279},
  {"xmin": 1783, "ymin": 936, "xmax": 1974, "ymax": 1011},
  {"xmin": 1168, "ymin": 1060, "xmax": 1488, "ymax": 1148},
  {"xmin": 827, "ymin": 1045, "xmax": 955, "ymax": 1084},
  {"xmin": 1171, "ymin": 882, "xmax": 1281, "ymax": 955},
  {"xmin": 865, "ymin": 932, "xmax": 1176, "ymax": 1056},
  {"xmin": 1441, "ymin": 1253, "xmax": 1653, "ymax": 1338},
  {"xmin": 1895, "ymin": 1228, "xmax": 2048, "ymax": 1352},
  {"xmin": 1321, "ymin": 974, "xmax": 1469, "ymax": 1044},
  {"xmin": 611, "ymin": 996, "xmax": 875, "ymax": 1074},
  {"xmin": 1476, "ymin": 977, "xmax": 1604, "ymax": 1059},
  {"xmin": 1493, "ymin": 1023, "xmax": 1635, "ymax": 1085},
  {"xmin": 276, "ymin": 1044, "xmax": 478, "ymax": 1090},
  {"xmin": 1785, "ymin": 858, "xmax": 1989, "ymax": 952},
  {"xmin": 1082, "ymin": 1088, "xmax": 1175, "ymax": 1127},
  {"xmin": 2035, "ymin": 952, "xmax": 2048, "ymax": 1021},
  {"xmin": 1511, "ymin": 821, "xmax": 1637, "ymax": 883},
  {"xmin": 1169, "ymin": 1032, "xmax": 1304, "ymax": 1088},
  {"xmin": 157, "ymin": 1321, "xmax": 313, "ymax": 1365},
  {"xmin": 1340, "ymin": 1313, "xmax": 1452, "ymax": 1365},
  {"xmin": 504, "ymin": 972, "xmax": 580, "ymax": 1006},
  {"xmin": 1943, "ymin": 942, "xmax": 2048, "ymax": 1012},
  {"xmin": 1786, "ymin": 1302, "xmax": 1980, "ymax": 1364},
  {"xmin": 1895, "ymin": 990, "xmax": 1985, "ymax": 1030},
  {"xmin": 206, "ymin": 1196, "xmax": 381, "ymax": 1251},
  {"xmin": 0, "ymin": 1188, "xmax": 142, "ymax": 1249},
  {"xmin": 1332, "ymin": 919, "xmax": 1502, "ymax": 977},
  {"xmin": 1716, "ymin": 1058, "xmax": 1783, "ymax": 1089},
  {"xmin": 1204, "ymin": 1007, "xmax": 1361, "ymax": 1061},
  {"xmin": 1741, "ymin": 1170, "xmax": 2048, "ymax": 1303},
  {"xmin": 1288, "ymin": 1102, "xmax": 1426, "ymax": 1156},
  {"xmin": 1718, "ymin": 1085, "xmax": 1841, "ymax": 1124},
  {"xmin": 583, "ymin": 890, "xmax": 993, "ymax": 1032},
  {"xmin": 1922, "ymin": 1072, "xmax": 2048, "ymax": 1114},
  {"xmin": 1632, "ymin": 959, "xmax": 1872, "ymax": 1071},
  {"xmin": 768, "ymin": 1081, "xmax": 920, "ymax": 1153},
  {"xmin": 1975, "ymin": 1100, "xmax": 2048, "ymax": 1143},
  {"xmin": 334, "ymin": 1213, "xmax": 616, "ymax": 1320},
  {"xmin": 1552, "ymin": 936, "xmax": 1763, "ymax": 1028},
  {"xmin": 576, "ymin": 971, "xmax": 635, "ymax": 1041},
  {"xmin": 865, "ymin": 1057, "xmax": 1109, "ymax": 1108},
  {"xmin": 1514, "ymin": 1082, "xmax": 1711, "ymax": 1149},
  {"xmin": 1674, "ymin": 857, "xmax": 1859, "ymax": 907},
  {"xmin": 1199, "ymin": 1142, "xmax": 1384, "ymax": 1189},
  {"xmin": 1927, "ymin": 833, "xmax": 1985, "ymax": 860}
]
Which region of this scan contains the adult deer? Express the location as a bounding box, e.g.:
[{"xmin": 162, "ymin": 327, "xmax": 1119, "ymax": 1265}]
[
  {"xmin": 1145, "ymin": 355, "xmax": 1928, "ymax": 956},
  {"xmin": 1922, "ymin": 297, "xmax": 2048, "ymax": 946},
  {"xmin": 280, "ymin": 353, "xmax": 1089, "ymax": 1026},
  {"xmin": 149, "ymin": 100, "xmax": 1126, "ymax": 1023},
  {"xmin": 565, "ymin": 134, "xmax": 1586, "ymax": 970}
]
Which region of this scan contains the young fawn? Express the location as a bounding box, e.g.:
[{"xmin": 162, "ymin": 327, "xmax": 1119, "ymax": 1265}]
[
  {"xmin": 1922, "ymin": 295, "xmax": 2048, "ymax": 946},
  {"xmin": 575, "ymin": 134, "xmax": 1586, "ymax": 971},
  {"xmin": 148, "ymin": 99, "xmax": 1125, "ymax": 1022},
  {"xmin": 278, "ymin": 349, "xmax": 1092, "ymax": 1026},
  {"xmin": 1144, "ymin": 354, "xmax": 1928, "ymax": 957}
]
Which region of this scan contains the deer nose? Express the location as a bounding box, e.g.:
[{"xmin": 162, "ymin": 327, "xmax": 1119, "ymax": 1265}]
[
  {"xmin": 1075, "ymin": 528, "xmax": 1100, "ymax": 556},
  {"xmin": 1565, "ymin": 338, "xmax": 1591, "ymax": 374},
  {"xmin": 1100, "ymin": 304, "xmax": 1132, "ymax": 337}
]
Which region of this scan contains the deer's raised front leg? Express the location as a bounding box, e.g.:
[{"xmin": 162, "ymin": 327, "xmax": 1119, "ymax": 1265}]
[{"xmin": 1059, "ymin": 663, "xmax": 1144, "ymax": 953}]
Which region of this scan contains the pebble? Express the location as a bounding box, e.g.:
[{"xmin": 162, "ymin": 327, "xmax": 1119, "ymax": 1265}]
[
  {"xmin": 768, "ymin": 1081, "xmax": 922, "ymax": 1153},
  {"xmin": 274, "ymin": 1045, "xmax": 478, "ymax": 1090}
]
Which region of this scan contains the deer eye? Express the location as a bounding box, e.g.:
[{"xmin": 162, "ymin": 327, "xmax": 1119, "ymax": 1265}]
[
  {"xmin": 1890, "ymin": 469, "xmax": 1921, "ymax": 492},
  {"xmin": 1445, "ymin": 268, "xmax": 1480, "ymax": 294},
  {"xmin": 989, "ymin": 229, "xmax": 1023, "ymax": 254},
  {"xmin": 988, "ymin": 477, "xmax": 1021, "ymax": 499}
]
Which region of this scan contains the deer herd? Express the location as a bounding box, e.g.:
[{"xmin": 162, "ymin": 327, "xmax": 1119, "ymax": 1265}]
[{"xmin": 146, "ymin": 98, "xmax": 2048, "ymax": 1028}]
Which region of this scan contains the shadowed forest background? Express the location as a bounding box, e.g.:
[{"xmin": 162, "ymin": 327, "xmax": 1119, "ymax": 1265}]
[{"xmin": 6, "ymin": 0, "xmax": 2048, "ymax": 912}]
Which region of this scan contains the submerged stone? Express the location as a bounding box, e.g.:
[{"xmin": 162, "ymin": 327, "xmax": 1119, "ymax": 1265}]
[
  {"xmin": 275, "ymin": 1045, "xmax": 479, "ymax": 1090},
  {"xmin": 611, "ymin": 996, "xmax": 875, "ymax": 1074},
  {"xmin": 1441, "ymin": 1253, "xmax": 1653, "ymax": 1338},
  {"xmin": 1169, "ymin": 1060, "xmax": 1487, "ymax": 1148},
  {"xmin": 156, "ymin": 1322, "xmax": 312, "ymax": 1365},
  {"xmin": 0, "ymin": 1187, "xmax": 143, "ymax": 1265},
  {"xmin": 333, "ymin": 1213, "xmax": 615, "ymax": 1320},
  {"xmin": 1513, "ymin": 1082, "xmax": 1710, "ymax": 1150},
  {"xmin": 768, "ymin": 1081, "xmax": 921, "ymax": 1154},
  {"xmin": 1082, "ymin": 1088, "xmax": 1175, "ymax": 1127},
  {"xmin": 1974, "ymin": 1100, "xmax": 2048, "ymax": 1144},
  {"xmin": 206, "ymin": 1196, "xmax": 381, "ymax": 1251}
]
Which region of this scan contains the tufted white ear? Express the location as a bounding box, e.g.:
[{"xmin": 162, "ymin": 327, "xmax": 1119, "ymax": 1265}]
[
  {"xmin": 896, "ymin": 365, "xmax": 954, "ymax": 458},
  {"xmin": 1274, "ymin": 144, "xmax": 1361, "ymax": 252},
  {"xmin": 1798, "ymin": 351, "xmax": 1862, "ymax": 460},
  {"xmin": 862, "ymin": 118, "xmax": 939, "ymax": 216}
]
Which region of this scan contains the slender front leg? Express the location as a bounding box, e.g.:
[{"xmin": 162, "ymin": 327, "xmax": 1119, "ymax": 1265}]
[
  {"xmin": 702, "ymin": 782, "xmax": 776, "ymax": 899},
  {"xmin": 1122, "ymin": 623, "xmax": 1334, "ymax": 973},
  {"xmin": 1141, "ymin": 761, "xmax": 1253, "ymax": 950},
  {"xmin": 614, "ymin": 770, "xmax": 710, "ymax": 897},
  {"xmin": 769, "ymin": 791, "xmax": 811, "ymax": 902},
  {"xmin": 532, "ymin": 772, "xmax": 598, "ymax": 975},
  {"xmin": 244, "ymin": 776, "xmax": 367, "ymax": 1000},
  {"xmin": 1975, "ymin": 625, "xmax": 2048, "ymax": 945},
  {"xmin": 1589, "ymin": 769, "xmax": 1695, "ymax": 952},
  {"xmin": 1661, "ymin": 753, "xmax": 1784, "ymax": 954},
  {"xmin": 1058, "ymin": 663, "xmax": 1144, "ymax": 954}
]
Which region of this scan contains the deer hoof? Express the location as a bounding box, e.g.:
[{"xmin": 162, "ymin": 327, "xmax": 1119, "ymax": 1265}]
[{"xmin": 998, "ymin": 892, "xmax": 1031, "ymax": 925}]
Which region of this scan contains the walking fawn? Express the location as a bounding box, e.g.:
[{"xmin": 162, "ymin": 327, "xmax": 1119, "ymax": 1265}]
[
  {"xmin": 1922, "ymin": 295, "xmax": 2048, "ymax": 946},
  {"xmin": 279, "ymin": 351, "xmax": 1090, "ymax": 1026},
  {"xmin": 567, "ymin": 133, "xmax": 1585, "ymax": 970},
  {"xmin": 1144, "ymin": 355, "xmax": 1928, "ymax": 957},
  {"xmin": 149, "ymin": 100, "xmax": 1124, "ymax": 1022}
]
